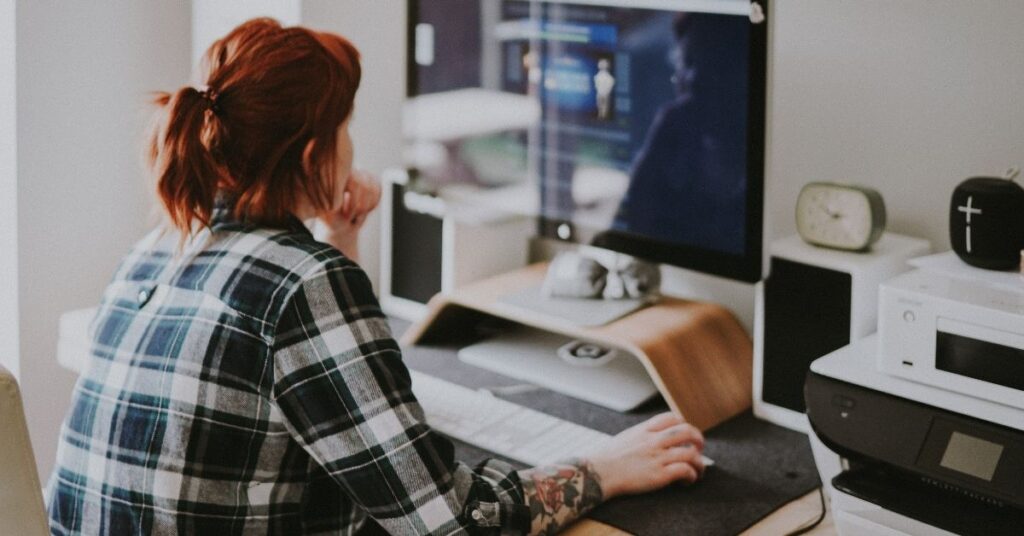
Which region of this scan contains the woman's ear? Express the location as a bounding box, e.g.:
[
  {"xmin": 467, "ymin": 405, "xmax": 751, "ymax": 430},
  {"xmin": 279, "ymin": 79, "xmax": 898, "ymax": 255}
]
[
  {"xmin": 299, "ymin": 137, "xmax": 341, "ymax": 214},
  {"xmin": 301, "ymin": 138, "xmax": 318, "ymax": 178}
]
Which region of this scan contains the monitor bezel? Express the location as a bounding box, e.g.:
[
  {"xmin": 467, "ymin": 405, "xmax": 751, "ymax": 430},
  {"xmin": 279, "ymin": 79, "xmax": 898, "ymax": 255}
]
[{"xmin": 406, "ymin": 0, "xmax": 769, "ymax": 283}]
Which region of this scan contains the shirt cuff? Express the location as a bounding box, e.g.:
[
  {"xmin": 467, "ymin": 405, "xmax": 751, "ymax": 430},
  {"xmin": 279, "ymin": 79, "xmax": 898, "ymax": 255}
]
[{"xmin": 466, "ymin": 458, "xmax": 532, "ymax": 535}]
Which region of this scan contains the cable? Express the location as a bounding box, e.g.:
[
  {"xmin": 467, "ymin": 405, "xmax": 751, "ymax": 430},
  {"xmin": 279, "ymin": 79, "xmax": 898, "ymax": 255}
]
[{"xmin": 783, "ymin": 486, "xmax": 827, "ymax": 536}]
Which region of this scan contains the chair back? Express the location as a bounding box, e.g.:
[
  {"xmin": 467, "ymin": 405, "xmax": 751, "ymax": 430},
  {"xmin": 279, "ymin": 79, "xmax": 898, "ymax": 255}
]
[{"xmin": 0, "ymin": 365, "xmax": 50, "ymax": 535}]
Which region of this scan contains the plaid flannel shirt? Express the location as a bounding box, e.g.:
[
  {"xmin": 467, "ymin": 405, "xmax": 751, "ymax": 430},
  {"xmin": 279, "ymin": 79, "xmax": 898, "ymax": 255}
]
[{"xmin": 47, "ymin": 204, "xmax": 532, "ymax": 535}]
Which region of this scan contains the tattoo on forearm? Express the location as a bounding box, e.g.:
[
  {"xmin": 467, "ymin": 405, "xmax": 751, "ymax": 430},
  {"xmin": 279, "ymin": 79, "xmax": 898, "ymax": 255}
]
[{"xmin": 520, "ymin": 458, "xmax": 604, "ymax": 535}]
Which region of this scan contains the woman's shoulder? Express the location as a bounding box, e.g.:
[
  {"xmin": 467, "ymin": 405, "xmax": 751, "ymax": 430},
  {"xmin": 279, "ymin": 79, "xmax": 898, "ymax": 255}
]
[
  {"xmin": 110, "ymin": 223, "xmax": 365, "ymax": 328},
  {"xmin": 259, "ymin": 225, "xmax": 363, "ymax": 281},
  {"xmin": 115, "ymin": 222, "xmax": 353, "ymax": 277},
  {"xmin": 248, "ymin": 227, "xmax": 379, "ymax": 332},
  {"xmin": 210, "ymin": 223, "xmax": 362, "ymax": 293},
  {"xmin": 264, "ymin": 229, "xmax": 372, "ymax": 299}
]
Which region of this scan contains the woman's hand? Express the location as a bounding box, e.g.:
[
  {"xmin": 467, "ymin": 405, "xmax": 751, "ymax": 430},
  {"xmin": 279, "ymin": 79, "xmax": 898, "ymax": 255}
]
[
  {"xmin": 589, "ymin": 412, "xmax": 706, "ymax": 500},
  {"xmin": 318, "ymin": 170, "xmax": 381, "ymax": 262}
]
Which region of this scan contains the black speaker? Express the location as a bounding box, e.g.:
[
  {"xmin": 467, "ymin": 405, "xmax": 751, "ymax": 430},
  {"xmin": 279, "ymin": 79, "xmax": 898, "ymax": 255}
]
[
  {"xmin": 379, "ymin": 169, "xmax": 533, "ymax": 320},
  {"xmin": 753, "ymin": 234, "xmax": 930, "ymax": 432},
  {"xmin": 389, "ymin": 180, "xmax": 443, "ymax": 305},
  {"xmin": 761, "ymin": 258, "xmax": 851, "ymax": 414},
  {"xmin": 949, "ymin": 177, "xmax": 1024, "ymax": 271}
]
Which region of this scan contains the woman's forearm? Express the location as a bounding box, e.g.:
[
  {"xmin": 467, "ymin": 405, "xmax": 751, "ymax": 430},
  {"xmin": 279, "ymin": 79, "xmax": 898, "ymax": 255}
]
[{"xmin": 519, "ymin": 458, "xmax": 604, "ymax": 535}]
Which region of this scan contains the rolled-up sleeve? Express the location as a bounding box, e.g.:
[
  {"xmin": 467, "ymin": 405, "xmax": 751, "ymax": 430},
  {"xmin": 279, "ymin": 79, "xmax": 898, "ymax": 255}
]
[{"xmin": 270, "ymin": 257, "xmax": 530, "ymax": 535}]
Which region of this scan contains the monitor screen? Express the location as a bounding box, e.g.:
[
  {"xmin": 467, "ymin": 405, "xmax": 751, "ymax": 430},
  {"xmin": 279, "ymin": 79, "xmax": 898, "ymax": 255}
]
[{"xmin": 407, "ymin": 0, "xmax": 767, "ymax": 282}]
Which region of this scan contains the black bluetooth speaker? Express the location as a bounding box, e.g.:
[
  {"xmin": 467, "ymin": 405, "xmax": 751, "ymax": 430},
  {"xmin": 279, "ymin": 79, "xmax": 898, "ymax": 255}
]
[{"xmin": 949, "ymin": 177, "xmax": 1024, "ymax": 270}]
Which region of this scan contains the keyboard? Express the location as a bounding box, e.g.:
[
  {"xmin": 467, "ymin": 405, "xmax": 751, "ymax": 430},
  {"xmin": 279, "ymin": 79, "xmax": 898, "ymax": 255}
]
[{"xmin": 410, "ymin": 370, "xmax": 712, "ymax": 468}]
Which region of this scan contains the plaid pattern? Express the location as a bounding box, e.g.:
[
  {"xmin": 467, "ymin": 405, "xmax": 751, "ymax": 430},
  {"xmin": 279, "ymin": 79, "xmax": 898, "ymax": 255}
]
[{"xmin": 47, "ymin": 204, "xmax": 530, "ymax": 535}]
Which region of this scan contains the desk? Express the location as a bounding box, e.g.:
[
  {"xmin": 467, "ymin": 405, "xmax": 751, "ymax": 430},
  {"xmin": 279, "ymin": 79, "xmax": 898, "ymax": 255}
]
[
  {"xmin": 395, "ymin": 318, "xmax": 830, "ymax": 536},
  {"xmin": 563, "ymin": 490, "xmax": 834, "ymax": 535},
  {"xmin": 57, "ymin": 308, "xmax": 836, "ymax": 535}
]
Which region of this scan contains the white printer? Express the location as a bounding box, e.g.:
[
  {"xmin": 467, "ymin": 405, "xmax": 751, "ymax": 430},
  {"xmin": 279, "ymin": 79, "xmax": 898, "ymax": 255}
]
[
  {"xmin": 806, "ymin": 252, "xmax": 1024, "ymax": 536},
  {"xmin": 877, "ymin": 267, "xmax": 1024, "ymax": 409}
]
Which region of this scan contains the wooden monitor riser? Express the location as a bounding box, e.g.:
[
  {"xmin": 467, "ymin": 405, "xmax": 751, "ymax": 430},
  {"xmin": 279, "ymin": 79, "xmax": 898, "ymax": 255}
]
[{"xmin": 402, "ymin": 263, "xmax": 753, "ymax": 431}]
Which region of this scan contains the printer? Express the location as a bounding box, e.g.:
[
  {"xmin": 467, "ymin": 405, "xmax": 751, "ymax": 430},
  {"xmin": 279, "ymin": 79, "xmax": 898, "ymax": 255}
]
[
  {"xmin": 805, "ymin": 256, "xmax": 1024, "ymax": 536},
  {"xmin": 877, "ymin": 268, "xmax": 1024, "ymax": 409}
]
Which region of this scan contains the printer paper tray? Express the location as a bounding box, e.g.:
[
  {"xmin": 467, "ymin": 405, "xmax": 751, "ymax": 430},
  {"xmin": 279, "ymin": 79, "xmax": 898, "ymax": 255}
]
[{"xmin": 833, "ymin": 465, "xmax": 1024, "ymax": 536}]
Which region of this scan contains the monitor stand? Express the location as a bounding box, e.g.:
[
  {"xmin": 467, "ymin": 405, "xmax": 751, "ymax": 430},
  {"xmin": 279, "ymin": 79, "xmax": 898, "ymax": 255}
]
[
  {"xmin": 497, "ymin": 285, "xmax": 650, "ymax": 328},
  {"xmin": 401, "ymin": 263, "xmax": 752, "ymax": 430},
  {"xmin": 474, "ymin": 266, "xmax": 656, "ymax": 409}
]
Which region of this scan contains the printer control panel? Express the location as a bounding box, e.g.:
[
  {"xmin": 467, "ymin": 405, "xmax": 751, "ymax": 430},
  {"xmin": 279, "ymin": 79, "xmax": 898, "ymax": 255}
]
[
  {"xmin": 916, "ymin": 417, "xmax": 1024, "ymax": 501},
  {"xmin": 805, "ymin": 370, "xmax": 1024, "ymax": 511}
]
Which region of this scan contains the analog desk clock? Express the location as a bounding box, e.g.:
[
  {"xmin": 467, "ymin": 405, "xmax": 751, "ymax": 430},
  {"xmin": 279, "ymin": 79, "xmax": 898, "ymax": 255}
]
[{"xmin": 796, "ymin": 182, "xmax": 887, "ymax": 251}]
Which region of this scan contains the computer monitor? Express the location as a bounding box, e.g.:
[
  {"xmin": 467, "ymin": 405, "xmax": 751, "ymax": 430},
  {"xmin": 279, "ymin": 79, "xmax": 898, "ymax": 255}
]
[{"xmin": 406, "ymin": 0, "xmax": 768, "ymax": 283}]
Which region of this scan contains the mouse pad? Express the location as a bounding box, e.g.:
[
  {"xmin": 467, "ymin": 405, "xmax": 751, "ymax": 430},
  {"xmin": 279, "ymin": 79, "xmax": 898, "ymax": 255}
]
[
  {"xmin": 449, "ymin": 413, "xmax": 820, "ymax": 536},
  {"xmin": 585, "ymin": 414, "xmax": 820, "ymax": 536},
  {"xmin": 394, "ymin": 319, "xmax": 821, "ymax": 535}
]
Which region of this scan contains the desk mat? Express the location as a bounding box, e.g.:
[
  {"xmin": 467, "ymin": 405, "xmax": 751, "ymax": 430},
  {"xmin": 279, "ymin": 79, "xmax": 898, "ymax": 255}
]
[{"xmin": 393, "ymin": 319, "xmax": 821, "ymax": 536}]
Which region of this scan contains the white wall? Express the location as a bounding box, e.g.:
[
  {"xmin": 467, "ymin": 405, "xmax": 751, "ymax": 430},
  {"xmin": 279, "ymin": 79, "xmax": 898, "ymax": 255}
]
[
  {"xmin": 16, "ymin": 0, "xmax": 192, "ymax": 479},
  {"xmin": 769, "ymin": 0, "xmax": 1024, "ymax": 249},
  {"xmin": 0, "ymin": 0, "xmax": 17, "ymax": 378},
  {"xmin": 192, "ymin": 0, "xmax": 300, "ymax": 67}
]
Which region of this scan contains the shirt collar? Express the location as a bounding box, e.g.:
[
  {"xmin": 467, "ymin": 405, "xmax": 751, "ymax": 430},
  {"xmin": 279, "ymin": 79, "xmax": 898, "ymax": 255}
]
[{"xmin": 209, "ymin": 192, "xmax": 311, "ymax": 237}]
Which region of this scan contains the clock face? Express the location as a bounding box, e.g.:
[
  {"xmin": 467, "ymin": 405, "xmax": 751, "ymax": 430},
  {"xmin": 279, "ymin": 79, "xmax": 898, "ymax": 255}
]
[{"xmin": 796, "ymin": 183, "xmax": 883, "ymax": 250}]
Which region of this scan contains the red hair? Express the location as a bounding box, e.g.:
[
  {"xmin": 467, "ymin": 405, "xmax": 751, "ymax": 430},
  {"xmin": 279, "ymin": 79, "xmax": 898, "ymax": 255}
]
[{"xmin": 147, "ymin": 18, "xmax": 361, "ymax": 233}]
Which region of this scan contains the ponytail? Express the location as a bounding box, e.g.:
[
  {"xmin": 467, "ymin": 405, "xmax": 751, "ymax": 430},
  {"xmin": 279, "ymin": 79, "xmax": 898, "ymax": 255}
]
[{"xmin": 147, "ymin": 87, "xmax": 224, "ymax": 235}]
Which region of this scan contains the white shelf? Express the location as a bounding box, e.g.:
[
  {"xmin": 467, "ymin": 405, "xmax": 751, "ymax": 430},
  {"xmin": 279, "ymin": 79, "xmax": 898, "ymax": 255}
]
[{"xmin": 403, "ymin": 88, "xmax": 540, "ymax": 143}]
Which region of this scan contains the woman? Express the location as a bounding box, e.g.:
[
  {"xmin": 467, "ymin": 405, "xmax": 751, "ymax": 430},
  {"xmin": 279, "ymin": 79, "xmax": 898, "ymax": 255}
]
[{"xmin": 47, "ymin": 19, "xmax": 705, "ymax": 535}]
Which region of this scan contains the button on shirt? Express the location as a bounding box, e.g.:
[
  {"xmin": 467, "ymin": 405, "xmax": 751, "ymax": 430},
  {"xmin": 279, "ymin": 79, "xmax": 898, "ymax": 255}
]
[{"xmin": 47, "ymin": 205, "xmax": 530, "ymax": 535}]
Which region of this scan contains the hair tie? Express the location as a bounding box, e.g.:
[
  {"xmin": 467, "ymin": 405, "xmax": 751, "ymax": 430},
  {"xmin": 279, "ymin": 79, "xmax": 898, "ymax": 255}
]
[{"xmin": 197, "ymin": 86, "xmax": 222, "ymax": 115}]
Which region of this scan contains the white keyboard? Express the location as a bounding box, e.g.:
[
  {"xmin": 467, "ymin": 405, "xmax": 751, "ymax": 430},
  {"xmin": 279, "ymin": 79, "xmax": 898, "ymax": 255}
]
[{"xmin": 410, "ymin": 370, "xmax": 712, "ymax": 468}]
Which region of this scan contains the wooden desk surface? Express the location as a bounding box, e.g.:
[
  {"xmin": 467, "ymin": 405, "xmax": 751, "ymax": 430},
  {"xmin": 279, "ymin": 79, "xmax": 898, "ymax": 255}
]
[{"xmin": 562, "ymin": 489, "xmax": 835, "ymax": 535}]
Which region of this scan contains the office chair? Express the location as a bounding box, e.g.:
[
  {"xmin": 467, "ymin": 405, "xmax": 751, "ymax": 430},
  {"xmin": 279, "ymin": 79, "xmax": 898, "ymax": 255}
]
[{"xmin": 0, "ymin": 365, "xmax": 50, "ymax": 535}]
